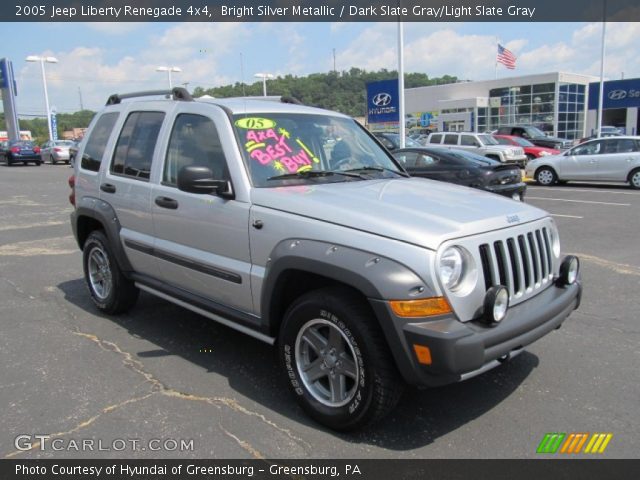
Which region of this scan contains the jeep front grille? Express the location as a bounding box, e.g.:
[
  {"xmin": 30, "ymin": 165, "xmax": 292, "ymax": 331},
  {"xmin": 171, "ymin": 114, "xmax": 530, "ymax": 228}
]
[{"xmin": 478, "ymin": 226, "xmax": 553, "ymax": 300}]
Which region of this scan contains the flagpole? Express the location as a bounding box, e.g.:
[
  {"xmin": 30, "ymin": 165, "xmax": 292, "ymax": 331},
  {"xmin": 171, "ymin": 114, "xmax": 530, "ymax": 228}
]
[
  {"xmin": 495, "ymin": 37, "xmax": 499, "ymax": 79},
  {"xmin": 597, "ymin": 1, "xmax": 607, "ymax": 138},
  {"xmin": 398, "ymin": 20, "xmax": 405, "ymax": 148}
]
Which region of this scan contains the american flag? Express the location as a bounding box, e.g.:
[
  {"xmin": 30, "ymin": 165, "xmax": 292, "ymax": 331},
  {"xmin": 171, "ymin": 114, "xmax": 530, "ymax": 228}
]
[{"xmin": 497, "ymin": 44, "xmax": 517, "ymax": 69}]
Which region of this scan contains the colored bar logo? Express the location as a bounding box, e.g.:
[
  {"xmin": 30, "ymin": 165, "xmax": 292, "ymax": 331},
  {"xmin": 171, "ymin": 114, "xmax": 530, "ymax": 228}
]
[{"xmin": 537, "ymin": 433, "xmax": 613, "ymax": 454}]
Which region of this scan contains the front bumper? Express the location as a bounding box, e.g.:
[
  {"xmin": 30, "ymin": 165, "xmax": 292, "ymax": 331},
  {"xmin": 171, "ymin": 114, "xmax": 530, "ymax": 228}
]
[
  {"xmin": 504, "ymin": 155, "xmax": 528, "ymax": 167},
  {"xmin": 370, "ymin": 280, "xmax": 581, "ymax": 387}
]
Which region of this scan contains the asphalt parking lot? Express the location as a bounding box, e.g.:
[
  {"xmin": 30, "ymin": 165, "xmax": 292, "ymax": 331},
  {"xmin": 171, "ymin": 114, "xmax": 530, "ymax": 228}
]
[{"xmin": 0, "ymin": 164, "xmax": 638, "ymax": 459}]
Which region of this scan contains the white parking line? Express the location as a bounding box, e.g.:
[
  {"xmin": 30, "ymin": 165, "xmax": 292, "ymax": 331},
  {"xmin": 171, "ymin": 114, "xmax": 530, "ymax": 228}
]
[
  {"xmin": 550, "ymin": 214, "xmax": 583, "ymax": 219},
  {"xmin": 529, "ymin": 186, "xmax": 640, "ymax": 196},
  {"xmin": 527, "ymin": 197, "xmax": 630, "ymax": 206}
]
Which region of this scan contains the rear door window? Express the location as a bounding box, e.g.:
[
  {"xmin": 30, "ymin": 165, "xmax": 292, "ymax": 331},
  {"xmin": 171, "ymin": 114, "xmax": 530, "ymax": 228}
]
[
  {"xmin": 444, "ymin": 134, "xmax": 459, "ymax": 145},
  {"xmin": 111, "ymin": 111, "xmax": 165, "ymax": 181},
  {"xmin": 428, "ymin": 134, "xmax": 442, "ymax": 144}
]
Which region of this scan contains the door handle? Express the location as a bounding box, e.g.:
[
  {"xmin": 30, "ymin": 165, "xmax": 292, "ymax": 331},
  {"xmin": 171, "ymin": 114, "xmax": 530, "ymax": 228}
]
[
  {"xmin": 155, "ymin": 196, "xmax": 179, "ymax": 209},
  {"xmin": 100, "ymin": 183, "xmax": 116, "ymax": 194}
]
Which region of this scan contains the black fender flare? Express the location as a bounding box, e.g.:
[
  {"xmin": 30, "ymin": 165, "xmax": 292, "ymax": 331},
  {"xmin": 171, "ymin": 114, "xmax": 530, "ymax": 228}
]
[
  {"xmin": 260, "ymin": 238, "xmax": 435, "ymax": 332},
  {"xmin": 72, "ymin": 198, "xmax": 133, "ymax": 273}
]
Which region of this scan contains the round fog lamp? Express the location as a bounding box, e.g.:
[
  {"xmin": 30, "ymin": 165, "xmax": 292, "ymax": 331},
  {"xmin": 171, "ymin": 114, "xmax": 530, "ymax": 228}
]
[
  {"xmin": 559, "ymin": 255, "xmax": 580, "ymax": 285},
  {"xmin": 483, "ymin": 286, "xmax": 509, "ymax": 325}
]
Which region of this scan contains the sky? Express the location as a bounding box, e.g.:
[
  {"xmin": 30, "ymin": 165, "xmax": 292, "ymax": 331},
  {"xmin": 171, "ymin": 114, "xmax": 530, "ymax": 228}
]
[{"xmin": 2, "ymin": 21, "xmax": 640, "ymax": 117}]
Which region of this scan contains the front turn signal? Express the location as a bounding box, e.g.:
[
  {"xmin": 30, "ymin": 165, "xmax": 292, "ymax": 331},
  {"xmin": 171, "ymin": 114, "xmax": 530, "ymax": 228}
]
[{"xmin": 389, "ymin": 297, "xmax": 452, "ymax": 318}]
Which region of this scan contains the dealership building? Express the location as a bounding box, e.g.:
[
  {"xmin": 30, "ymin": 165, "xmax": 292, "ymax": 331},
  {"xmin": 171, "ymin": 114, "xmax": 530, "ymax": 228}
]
[{"xmin": 392, "ymin": 72, "xmax": 640, "ymax": 140}]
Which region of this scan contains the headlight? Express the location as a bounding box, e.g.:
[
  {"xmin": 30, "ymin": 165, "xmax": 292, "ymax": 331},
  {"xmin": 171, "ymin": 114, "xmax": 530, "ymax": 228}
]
[
  {"xmin": 439, "ymin": 246, "xmax": 464, "ymax": 290},
  {"xmin": 538, "ymin": 150, "xmax": 551, "ymax": 156}
]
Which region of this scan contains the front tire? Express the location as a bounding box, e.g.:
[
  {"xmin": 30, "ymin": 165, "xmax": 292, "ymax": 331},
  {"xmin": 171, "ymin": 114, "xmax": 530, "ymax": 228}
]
[
  {"xmin": 536, "ymin": 167, "xmax": 557, "ymax": 186},
  {"xmin": 50, "ymin": 155, "xmax": 56, "ymax": 165},
  {"xmin": 279, "ymin": 287, "xmax": 404, "ymax": 431},
  {"xmin": 629, "ymin": 169, "xmax": 640, "ymax": 189},
  {"xmin": 83, "ymin": 230, "xmax": 139, "ymax": 314}
]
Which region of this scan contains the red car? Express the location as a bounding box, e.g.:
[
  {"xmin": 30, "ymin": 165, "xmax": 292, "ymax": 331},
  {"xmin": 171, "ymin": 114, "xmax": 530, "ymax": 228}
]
[{"xmin": 493, "ymin": 134, "xmax": 560, "ymax": 161}]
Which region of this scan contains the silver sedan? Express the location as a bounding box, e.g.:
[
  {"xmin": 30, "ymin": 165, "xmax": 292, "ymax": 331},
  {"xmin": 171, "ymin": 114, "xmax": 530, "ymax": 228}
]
[
  {"xmin": 40, "ymin": 140, "xmax": 75, "ymax": 164},
  {"xmin": 525, "ymin": 136, "xmax": 640, "ymax": 189}
]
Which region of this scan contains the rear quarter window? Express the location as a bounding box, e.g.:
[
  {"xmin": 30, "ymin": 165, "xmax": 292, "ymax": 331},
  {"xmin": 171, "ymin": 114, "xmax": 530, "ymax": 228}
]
[{"xmin": 81, "ymin": 112, "xmax": 119, "ymax": 172}]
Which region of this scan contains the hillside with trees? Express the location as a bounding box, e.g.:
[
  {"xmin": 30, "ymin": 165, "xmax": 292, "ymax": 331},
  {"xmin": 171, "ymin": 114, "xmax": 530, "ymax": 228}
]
[{"xmin": 193, "ymin": 68, "xmax": 458, "ymax": 117}]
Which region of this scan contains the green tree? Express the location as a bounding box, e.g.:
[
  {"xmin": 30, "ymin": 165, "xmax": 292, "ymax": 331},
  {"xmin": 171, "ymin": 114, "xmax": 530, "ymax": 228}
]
[{"xmin": 194, "ymin": 69, "xmax": 458, "ymax": 117}]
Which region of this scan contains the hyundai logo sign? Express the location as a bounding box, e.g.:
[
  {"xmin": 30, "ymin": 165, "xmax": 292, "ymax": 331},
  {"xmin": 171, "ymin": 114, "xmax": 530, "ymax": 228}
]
[
  {"xmin": 367, "ymin": 79, "xmax": 399, "ymax": 123},
  {"xmin": 372, "ymin": 92, "xmax": 392, "ymax": 107},
  {"xmin": 608, "ymin": 89, "xmax": 628, "ymax": 101}
]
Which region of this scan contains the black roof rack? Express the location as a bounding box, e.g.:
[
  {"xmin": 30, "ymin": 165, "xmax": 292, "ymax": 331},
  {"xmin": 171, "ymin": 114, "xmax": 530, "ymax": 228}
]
[
  {"xmin": 106, "ymin": 87, "xmax": 193, "ymax": 105},
  {"xmin": 280, "ymin": 96, "xmax": 303, "ymax": 105}
]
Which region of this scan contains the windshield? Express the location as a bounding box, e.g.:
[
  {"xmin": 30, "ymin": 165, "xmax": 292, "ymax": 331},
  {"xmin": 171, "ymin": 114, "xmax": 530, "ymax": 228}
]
[
  {"xmin": 525, "ymin": 126, "xmax": 546, "ymax": 137},
  {"xmin": 478, "ymin": 134, "xmax": 499, "ymax": 145},
  {"xmin": 55, "ymin": 140, "xmax": 75, "ymax": 147},
  {"xmin": 232, "ymin": 113, "xmax": 404, "ymax": 187}
]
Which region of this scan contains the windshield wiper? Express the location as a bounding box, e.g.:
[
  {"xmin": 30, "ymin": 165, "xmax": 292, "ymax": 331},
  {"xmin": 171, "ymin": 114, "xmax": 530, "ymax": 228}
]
[
  {"xmin": 343, "ymin": 166, "xmax": 410, "ymax": 177},
  {"xmin": 267, "ymin": 169, "xmax": 363, "ymax": 181}
]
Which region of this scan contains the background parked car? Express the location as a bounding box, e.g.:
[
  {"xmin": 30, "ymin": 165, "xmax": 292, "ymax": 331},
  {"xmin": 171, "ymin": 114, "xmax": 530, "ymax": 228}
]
[
  {"xmin": 40, "ymin": 140, "xmax": 75, "ymax": 164},
  {"xmin": 525, "ymin": 136, "xmax": 640, "ymax": 189},
  {"xmin": 1, "ymin": 140, "xmax": 42, "ymax": 166},
  {"xmin": 575, "ymin": 126, "xmax": 624, "ymax": 145},
  {"xmin": 426, "ymin": 131, "xmax": 527, "ymax": 166},
  {"xmin": 494, "ymin": 134, "xmax": 560, "ymax": 161},
  {"xmin": 373, "ymin": 132, "xmax": 422, "ymax": 151},
  {"xmin": 393, "ymin": 146, "xmax": 526, "ymax": 201},
  {"xmin": 496, "ymin": 125, "xmax": 572, "ymax": 150}
]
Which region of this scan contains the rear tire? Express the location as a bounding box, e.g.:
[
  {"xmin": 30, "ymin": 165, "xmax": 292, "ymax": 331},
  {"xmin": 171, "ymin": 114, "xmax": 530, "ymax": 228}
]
[
  {"xmin": 35, "ymin": 161, "xmax": 42, "ymax": 166},
  {"xmin": 82, "ymin": 230, "xmax": 139, "ymax": 314},
  {"xmin": 536, "ymin": 167, "xmax": 557, "ymax": 186},
  {"xmin": 278, "ymin": 287, "xmax": 404, "ymax": 431},
  {"xmin": 629, "ymin": 169, "xmax": 640, "ymax": 189}
]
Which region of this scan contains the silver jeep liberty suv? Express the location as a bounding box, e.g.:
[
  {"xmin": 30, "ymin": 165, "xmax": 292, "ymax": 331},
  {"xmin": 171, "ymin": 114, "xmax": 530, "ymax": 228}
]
[{"xmin": 70, "ymin": 88, "xmax": 581, "ymax": 430}]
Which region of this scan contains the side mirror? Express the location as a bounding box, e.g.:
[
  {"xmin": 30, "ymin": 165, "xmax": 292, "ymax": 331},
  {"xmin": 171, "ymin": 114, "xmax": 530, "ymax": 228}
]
[{"xmin": 177, "ymin": 165, "xmax": 233, "ymax": 198}]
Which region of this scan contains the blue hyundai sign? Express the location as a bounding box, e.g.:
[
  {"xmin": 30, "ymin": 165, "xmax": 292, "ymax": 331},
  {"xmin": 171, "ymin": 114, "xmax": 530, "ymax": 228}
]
[
  {"xmin": 50, "ymin": 113, "xmax": 58, "ymax": 141},
  {"xmin": 588, "ymin": 78, "xmax": 640, "ymax": 110},
  {"xmin": 366, "ymin": 79, "xmax": 399, "ymax": 124},
  {"xmin": 0, "ymin": 58, "xmax": 8, "ymax": 89}
]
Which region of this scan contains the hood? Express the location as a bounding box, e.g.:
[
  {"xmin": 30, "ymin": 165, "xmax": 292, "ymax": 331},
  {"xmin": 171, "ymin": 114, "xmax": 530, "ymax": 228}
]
[
  {"xmin": 484, "ymin": 145, "xmax": 514, "ymax": 152},
  {"xmin": 251, "ymin": 178, "xmax": 547, "ymax": 250}
]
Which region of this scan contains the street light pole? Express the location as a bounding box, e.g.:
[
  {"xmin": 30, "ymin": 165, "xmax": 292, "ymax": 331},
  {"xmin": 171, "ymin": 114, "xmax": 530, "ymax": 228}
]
[
  {"xmin": 156, "ymin": 66, "xmax": 182, "ymax": 89},
  {"xmin": 254, "ymin": 73, "xmax": 274, "ymax": 97},
  {"xmin": 26, "ymin": 55, "xmax": 58, "ymax": 142}
]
